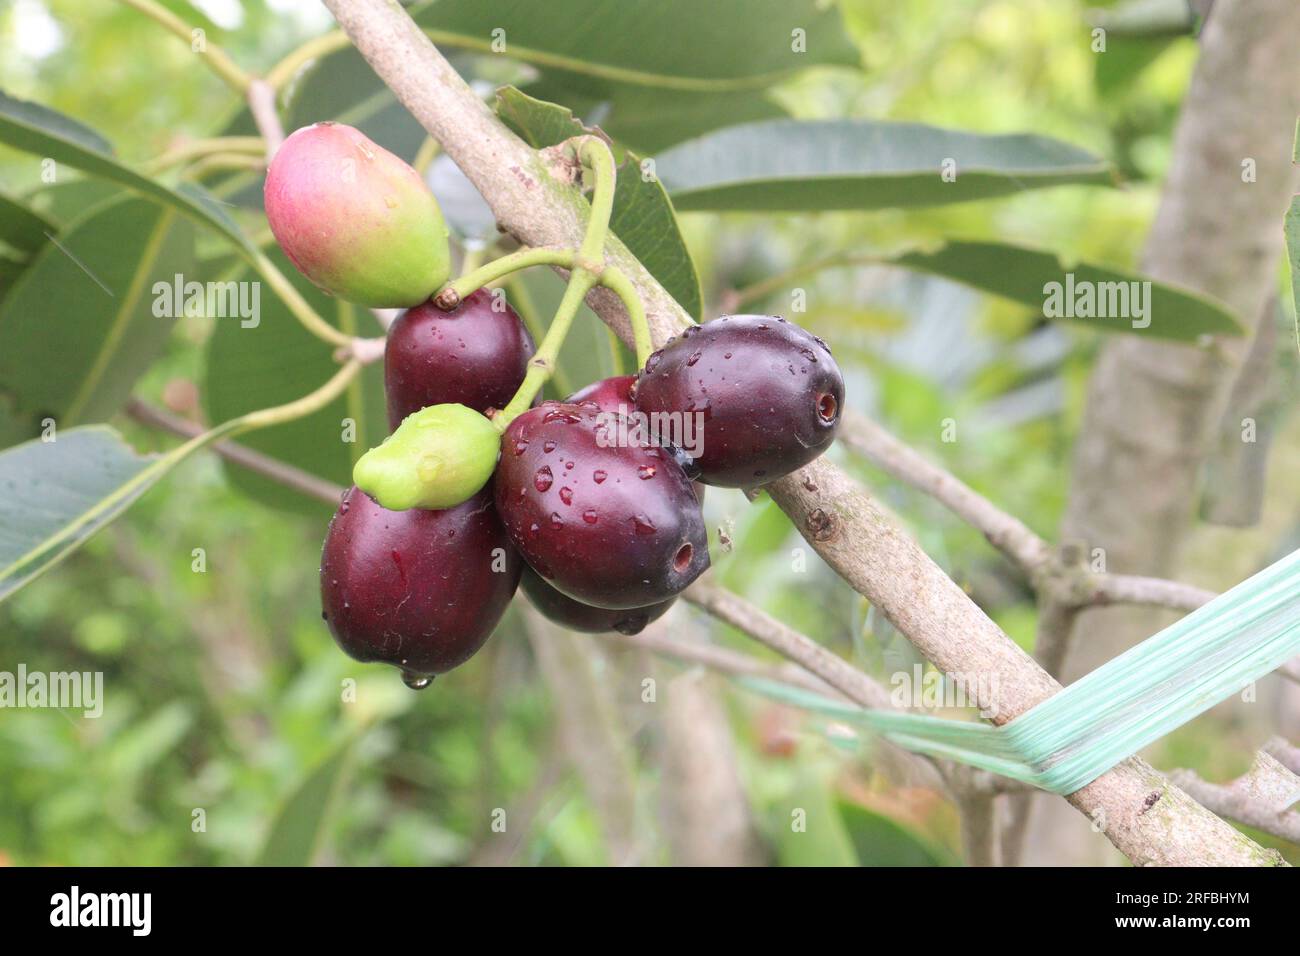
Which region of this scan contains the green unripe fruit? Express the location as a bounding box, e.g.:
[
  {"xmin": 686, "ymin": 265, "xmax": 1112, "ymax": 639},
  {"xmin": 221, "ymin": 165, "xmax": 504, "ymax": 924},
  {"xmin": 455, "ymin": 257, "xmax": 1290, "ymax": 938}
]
[
  {"xmin": 264, "ymin": 123, "xmax": 451, "ymax": 308},
  {"xmin": 353, "ymin": 404, "xmax": 500, "ymax": 511}
]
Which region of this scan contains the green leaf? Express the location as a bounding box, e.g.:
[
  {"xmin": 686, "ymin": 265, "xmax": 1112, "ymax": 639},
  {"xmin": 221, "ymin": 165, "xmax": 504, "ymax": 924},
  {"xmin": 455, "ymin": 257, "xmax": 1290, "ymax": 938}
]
[
  {"xmin": 522, "ymin": 79, "xmax": 789, "ymax": 154},
  {"xmin": 836, "ymin": 799, "xmax": 958, "ymax": 867},
  {"xmin": 771, "ymin": 765, "xmax": 859, "ymax": 867},
  {"xmin": 0, "ymin": 193, "xmax": 56, "ymax": 256},
  {"xmin": 0, "ymin": 427, "xmax": 161, "ymax": 602},
  {"xmin": 24, "ymin": 179, "xmax": 122, "ymax": 228},
  {"xmin": 0, "ymin": 196, "xmax": 196, "ymax": 438},
  {"xmin": 894, "ymin": 239, "xmax": 1241, "ymax": 340},
  {"xmin": 655, "ymin": 119, "xmax": 1114, "ymax": 211},
  {"xmin": 249, "ymin": 0, "xmax": 847, "ymax": 163},
  {"xmin": 203, "ymin": 248, "xmax": 386, "ymax": 516},
  {"xmin": 421, "ymin": 0, "xmax": 857, "ymax": 90},
  {"xmin": 1286, "ymin": 194, "xmax": 1300, "ymax": 350},
  {"xmin": 495, "ymin": 87, "xmax": 703, "ymax": 318},
  {"xmin": 0, "ymin": 193, "xmax": 57, "ymax": 309},
  {"xmin": 254, "ymin": 731, "xmax": 363, "ymax": 867},
  {"xmin": 0, "ymin": 90, "xmax": 250, "ymax": 252}
]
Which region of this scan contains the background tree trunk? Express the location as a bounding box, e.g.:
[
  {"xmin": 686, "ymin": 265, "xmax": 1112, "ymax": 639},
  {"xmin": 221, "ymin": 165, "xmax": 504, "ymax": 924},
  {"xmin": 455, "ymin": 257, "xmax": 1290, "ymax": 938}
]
[{"xmin": 1025, "ymin": 0, "xmax": 1300, "ymax": 865}]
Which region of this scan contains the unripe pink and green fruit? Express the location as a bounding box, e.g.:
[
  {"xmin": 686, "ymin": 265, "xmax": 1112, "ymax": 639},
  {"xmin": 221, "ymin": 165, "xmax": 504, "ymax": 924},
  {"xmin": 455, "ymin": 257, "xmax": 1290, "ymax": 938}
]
[{"xmin": 265, "ymin": 123, "xmax": 450, "ymax": 308}]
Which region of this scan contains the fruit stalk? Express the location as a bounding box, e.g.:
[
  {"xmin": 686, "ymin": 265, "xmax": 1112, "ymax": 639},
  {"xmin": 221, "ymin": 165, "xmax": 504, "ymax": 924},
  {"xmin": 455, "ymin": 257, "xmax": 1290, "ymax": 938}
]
[
  {"xmin": 435, "ymin": 247, "xmax": 578, "ymax": 309},
  {"xmin": 490, "ymin": 137, "xmax": 627, "ymax": 432}
]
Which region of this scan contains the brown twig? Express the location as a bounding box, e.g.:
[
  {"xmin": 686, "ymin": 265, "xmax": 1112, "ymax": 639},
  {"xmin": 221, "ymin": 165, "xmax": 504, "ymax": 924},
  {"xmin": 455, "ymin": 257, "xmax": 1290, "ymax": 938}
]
[{"xmin": 125, "ymin": 398, "xmax": 344, "ymax": 505}]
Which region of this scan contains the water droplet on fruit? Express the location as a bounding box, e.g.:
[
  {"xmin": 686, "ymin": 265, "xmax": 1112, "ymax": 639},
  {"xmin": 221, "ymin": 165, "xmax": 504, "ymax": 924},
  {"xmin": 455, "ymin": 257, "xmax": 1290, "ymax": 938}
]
[
  {"xmin": 528, "ymin": 522, "xmax": 541, "ymax": 536},
  {"xmin": 513, "ymin": 438, "xmax": 529, "ymax": 455},
  {"xmin": 564, "ymin": 460, "xmax": 575, "ymax": 470},
  {"xmin": 800, "ymin": 347, "xmax": 818, "ymax": 363},
  {"xmin": 534, "ymin": 466, "xmax": 553, "ymax": 491},
  {"xmin": 417, "ymin": 453, "xmax": 441, "ymax": 483},
  {"xmin": 582, "ymin": 509, "xmax": 599, "ymax": 524},
  {"xmin": 686, "ymin": 351, "xmax": 701, "ymax": 366},
  {"xmin": 401, "ymin": 670, "xmax": 434, "ymax": 690},
  {"xmin": 723, "ymin": 352, "xmax": 732, "ymax": 360},
  {"xmin": 638, "ymin": 464, "xmax": 656, "ymax": 479},
  {"xmin": 543, "ymin": 440, "xmax": 557, "ymax": 453},
  {"xmin": 632, "ymin": 514, "xmax": 656, "ymax": 535},
  {"xmin": 593, "ymin": 469, "xmax": 607, "ymax": 484},
  {"xmin": 644, "ymin": 351, "xmax": 662, "ymax": 373},
  {"xmin": 549, "ymin": 512, "xmax": 564, "ymax": 529},
  {"xmin": 384, "ymin": 195, "xmax": 398, "ymax": 209},
  {"xmin": 559, "ymin": 487, "xmax": 574, "ymax": 505}
]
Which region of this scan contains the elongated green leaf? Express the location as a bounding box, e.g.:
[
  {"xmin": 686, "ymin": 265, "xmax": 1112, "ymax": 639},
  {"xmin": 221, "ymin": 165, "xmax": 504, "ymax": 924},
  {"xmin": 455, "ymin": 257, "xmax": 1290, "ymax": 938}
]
[
  {"xmin": 237, "ymin": 0, "xmax": 848, "ymax": 172},
  {"xmin": 495, "ymin": 87, "xmax": 702, "ymax": 318},
  {"xmin": 254, "ymin": 731, "xmax": 363, "ymax": 867},
  {"xmin": 656, "ymin": 119, "xmax": 1114, "ymax": 211},
  {"xmin": 23, "ymin": 179, "xmax": 121, "ymax": 228},
  {"xmin": 522, "ymin": 78, "xmax": 789, "ymax": 154},
  {"xmin": 0, "ymin": 90, "xmax": 250, "ymax": 251},
  {"xmin": 0, "ymin": 427, "xmax": 160, "ymax": 602},
  {"xmin": 0, "ymin": 197, "xmax": 196, "ymax": 440},
  {"xmin": 0, "ymin": 193, "xmax": 57, "ymax": 309},
  {"xmin": 0, "ymin": 193, "xmax": 56, "ymax": 255},
  {"xmin": 836, "ymin": 800, "xmax": 957, "ymax": 867},
  {"xmin": 203, "ymin": 248, "xmax": 385, "ymax": 516},
  {"xmin": 421, "ymin": 0, "xmax": 857, "ymax": 90},
  {"xmin": 894, "ymin": 240, "xmax": 1241, "ymax": 340},
  {"xmin": 1287, "ymin": 196, "xmax": 1300, "ymax": 348},
  {"xmin": 771, "ymin": 766, "xmax": 859, "ymax": 867}
]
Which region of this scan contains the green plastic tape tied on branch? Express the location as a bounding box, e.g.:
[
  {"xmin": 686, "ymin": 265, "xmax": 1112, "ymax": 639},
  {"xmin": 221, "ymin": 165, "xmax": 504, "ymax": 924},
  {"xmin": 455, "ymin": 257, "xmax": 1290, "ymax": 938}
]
[{"xmin": 744, "ymin": 548, "xmax": 1300, "ymax": 794}]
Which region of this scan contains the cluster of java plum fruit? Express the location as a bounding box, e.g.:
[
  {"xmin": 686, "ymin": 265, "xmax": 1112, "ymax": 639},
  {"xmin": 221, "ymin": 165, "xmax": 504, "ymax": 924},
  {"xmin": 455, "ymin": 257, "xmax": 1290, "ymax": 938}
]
[{"xmin": 264, "ymin": 122, "xmax": 844, "ymax": 689}]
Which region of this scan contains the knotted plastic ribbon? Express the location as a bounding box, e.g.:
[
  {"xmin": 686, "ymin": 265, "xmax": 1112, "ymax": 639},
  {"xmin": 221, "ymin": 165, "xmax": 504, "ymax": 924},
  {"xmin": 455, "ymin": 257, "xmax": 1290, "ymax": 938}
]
[{"xmin": 743, "ymin": 547, "xmax": 1300, "ymax": 794}]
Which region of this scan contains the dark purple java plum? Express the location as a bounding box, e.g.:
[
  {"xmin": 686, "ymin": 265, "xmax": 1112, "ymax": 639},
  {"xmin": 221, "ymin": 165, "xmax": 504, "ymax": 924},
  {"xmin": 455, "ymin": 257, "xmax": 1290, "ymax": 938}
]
[
  {"xmin": 566, "ymin": 376, "xmax": 706, "ymax": 505},
  {"xmin": 320, "ymin": 486, "xmax": 521, "ymax": 686},
  {"xmin": 520, "ymin": 565, "xmax": 674, "ymax": 635},
  {"xmin": 384, "ymin": 288, "xmax": 534, "ymax": 430},
  {"xmin": 634, "ymin": 315, "xmax": 844, "ymax": 487},
  {"xmin": 567, "ymin": 374, "xmax": 637, "ymax": 412},
  {"xmin": 494, "ymin": 402, "xmax": 709, "ymax": 610}
]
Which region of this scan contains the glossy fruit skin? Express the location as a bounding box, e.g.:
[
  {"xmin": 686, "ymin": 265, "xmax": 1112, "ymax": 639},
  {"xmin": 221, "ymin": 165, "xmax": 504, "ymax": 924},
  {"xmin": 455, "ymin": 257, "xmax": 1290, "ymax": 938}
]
[
  {"xmin": 265, "ymin": 123, "xmax": 450, "ymax": 308},
  {"xmin": 566, "ymin": 376, "xmax": 705, "ymax": 505},
  {"xmin": 520, "ymin": 565, "xmax": 675, "ymax": 635},
  {"xmin": 494, "ymin": 402, "xmax": 710, "ymax": 610},
  {"xmin": 567, "ymin": 375, "xmax": 637, "ymax": 413},
  {"xmin": 634, "ymin": 315, "xmax": 844, "ymax": 487},
  {"xmin": 386, "ymin": 289, "xmax": 534, "ymax": 429},
  {"xmin": 320, "ymin": 486, "xmax": 520, "ymax": 681}
]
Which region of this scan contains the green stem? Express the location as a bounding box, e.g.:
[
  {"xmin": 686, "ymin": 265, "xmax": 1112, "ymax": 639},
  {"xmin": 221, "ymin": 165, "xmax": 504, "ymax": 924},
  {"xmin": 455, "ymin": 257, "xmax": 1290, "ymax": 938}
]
[
  {"xmin": 491, "ymin": 137, "xmax": 621, "ymax": 431},
  {"xmin": 505, "ymin": 277, "xmax": 573, "ymax": 395},
  {"xmin": 249, "ymin": 249, "xmax": 353, "ymax": 348},
  {"xmin": 182, "ymin": 152, "xmax": 266, "ymax": 180},
  {"xmin": 144, "ymin": 136, "xmax": 264, "ymax": 174},
  {"xmin": 412, "ymin": 136, "xmax": 441, "ymax": 175},
  {"xmin": 605, "ymin": 326, "xmax": 626, "ymax": 376},
  {"xmin": 441, "ymin": 247, "xmax": 577, "ymax": 304},
  {"xmin": 117, "ymin": 0, "xmax": 253, "ymax": 92},
  {"xmin": 575, "ymin": 138, "xmax": 616, "ymax": 263},
  {"xmin": 236, "ymin": 360, "xmax": 362, "ymax": 430},
  {"xmin": 494, "ymin": 272, "xmax": 599, "ymax": 430},
  {"xmin": 266, "ymin": 30, "xmax": 352, "ymax": 89},
  {"xmin": 599, "ymin": 267, "xmax": 652, "ymax": 368}
]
